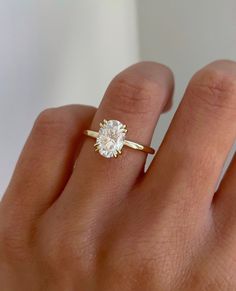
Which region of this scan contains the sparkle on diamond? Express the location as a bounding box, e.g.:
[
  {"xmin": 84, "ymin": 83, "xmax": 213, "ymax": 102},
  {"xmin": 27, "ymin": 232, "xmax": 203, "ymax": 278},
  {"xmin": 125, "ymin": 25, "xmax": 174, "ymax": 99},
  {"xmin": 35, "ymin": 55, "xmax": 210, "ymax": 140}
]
[{"xmin": 96, "ymin": 120, "xmax": 126, "ymax": 158}]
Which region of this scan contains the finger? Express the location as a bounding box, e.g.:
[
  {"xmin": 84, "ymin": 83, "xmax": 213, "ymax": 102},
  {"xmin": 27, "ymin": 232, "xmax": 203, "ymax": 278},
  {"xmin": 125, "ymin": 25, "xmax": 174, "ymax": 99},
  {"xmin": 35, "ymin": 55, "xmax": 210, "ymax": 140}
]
[
  {"xmin": 62, "ymin": 62, "xmax": 174, "ymax": 208},
  {"xmin": 1, "ymin": 105, "xmax": 96, "ymax": 223},
  {"xmin": 145, "ymin": 60, "xmax": 236, "ymax": 211}
]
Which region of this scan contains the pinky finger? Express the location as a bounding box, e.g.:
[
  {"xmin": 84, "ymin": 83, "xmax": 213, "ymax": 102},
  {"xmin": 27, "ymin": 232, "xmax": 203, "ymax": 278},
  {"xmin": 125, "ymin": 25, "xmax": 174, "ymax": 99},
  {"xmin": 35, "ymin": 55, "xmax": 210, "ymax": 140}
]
[{"xmin": 1, "ymin": 105, "xmax": 95, "ymax": 224}]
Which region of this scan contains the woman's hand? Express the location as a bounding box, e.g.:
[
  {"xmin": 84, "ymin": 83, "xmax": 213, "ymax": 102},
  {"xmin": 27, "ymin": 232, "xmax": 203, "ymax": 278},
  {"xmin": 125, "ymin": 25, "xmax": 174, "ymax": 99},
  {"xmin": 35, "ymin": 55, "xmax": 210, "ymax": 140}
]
[{"xmin": 0, "ymin": 61, "xmax": 236, "ymax": 291}]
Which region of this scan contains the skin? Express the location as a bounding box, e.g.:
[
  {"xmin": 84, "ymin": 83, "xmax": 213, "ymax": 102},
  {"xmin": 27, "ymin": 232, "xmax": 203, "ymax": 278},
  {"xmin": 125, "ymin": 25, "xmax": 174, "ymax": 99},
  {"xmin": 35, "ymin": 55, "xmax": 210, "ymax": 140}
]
[{"xmin": 0, "ymin": 60, "xmax": 236, "ymax": 291}]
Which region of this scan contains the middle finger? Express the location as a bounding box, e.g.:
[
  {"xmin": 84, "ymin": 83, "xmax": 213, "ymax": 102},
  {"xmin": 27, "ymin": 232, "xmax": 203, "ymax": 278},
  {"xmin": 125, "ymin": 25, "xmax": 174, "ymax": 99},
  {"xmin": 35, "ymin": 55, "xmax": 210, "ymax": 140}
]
[{"xmin": 145, "ymin": 60, "xmax": 236, "ymax": 211}]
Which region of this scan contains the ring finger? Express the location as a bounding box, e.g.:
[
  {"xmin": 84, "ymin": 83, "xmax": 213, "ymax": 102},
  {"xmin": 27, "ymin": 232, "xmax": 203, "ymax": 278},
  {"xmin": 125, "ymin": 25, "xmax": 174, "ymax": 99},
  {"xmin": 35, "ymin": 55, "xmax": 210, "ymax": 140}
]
[{"xmin": 60, "ymin": 62, "xmax": 174, "ymax": 210}]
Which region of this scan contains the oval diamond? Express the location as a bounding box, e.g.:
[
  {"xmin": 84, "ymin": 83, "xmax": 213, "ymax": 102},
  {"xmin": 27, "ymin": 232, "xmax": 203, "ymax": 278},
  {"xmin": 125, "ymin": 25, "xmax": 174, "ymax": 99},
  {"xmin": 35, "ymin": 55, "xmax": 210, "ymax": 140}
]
[{"xmin": 96, "ymin": 120, "xmax": 127, "ymax": 158}]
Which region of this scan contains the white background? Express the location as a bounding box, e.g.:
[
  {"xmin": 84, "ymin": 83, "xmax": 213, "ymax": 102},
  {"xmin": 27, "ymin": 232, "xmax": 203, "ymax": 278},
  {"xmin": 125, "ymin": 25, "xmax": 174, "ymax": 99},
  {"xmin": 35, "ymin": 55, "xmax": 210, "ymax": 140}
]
[{"xmin": 0, "ymin": 0, "xmax": 236, "ymax": 195}]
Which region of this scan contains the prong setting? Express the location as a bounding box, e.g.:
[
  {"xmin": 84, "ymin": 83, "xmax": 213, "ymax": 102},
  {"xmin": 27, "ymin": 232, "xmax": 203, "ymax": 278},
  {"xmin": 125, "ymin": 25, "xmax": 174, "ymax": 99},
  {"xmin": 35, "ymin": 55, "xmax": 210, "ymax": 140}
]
[{"xmin": 95, "ymin": 120, "xmax": 127, "ymax": 158}]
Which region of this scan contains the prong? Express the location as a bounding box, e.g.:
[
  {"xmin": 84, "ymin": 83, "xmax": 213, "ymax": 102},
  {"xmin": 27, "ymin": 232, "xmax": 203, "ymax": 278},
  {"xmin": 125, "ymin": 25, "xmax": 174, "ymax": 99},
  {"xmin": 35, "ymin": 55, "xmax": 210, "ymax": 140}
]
[
  {"xmin": 94, "ymin": 142, "xmax": 99, "ymax": 147},
  {"xmin": 114, "ymin": 153, "xmax": 118, "ymax": 158},
  {"xmin": 100, "ymin": 122, "xmax": 104, "ymax": 128},
  {"xmin": 95, "ymin": 147, "xmax": 99, "ymax": 152},
  {"xmin": 103, "ymin": 119, "xmax": 108, "ymax": 124},
  {"xmin": 123, "ymin": 129, "xmax": 128, "ymax": 133},
  {"xmin": 117, "ymin": 149, "xmax": 122, "ymax": 155}
]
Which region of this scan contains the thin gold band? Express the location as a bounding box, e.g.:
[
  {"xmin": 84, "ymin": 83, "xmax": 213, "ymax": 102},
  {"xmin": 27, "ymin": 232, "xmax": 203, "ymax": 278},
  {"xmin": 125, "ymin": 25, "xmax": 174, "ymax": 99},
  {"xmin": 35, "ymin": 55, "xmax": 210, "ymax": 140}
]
[{"xmin": 83, "ymin": 130, "xmax": 155, "ymax": 155}]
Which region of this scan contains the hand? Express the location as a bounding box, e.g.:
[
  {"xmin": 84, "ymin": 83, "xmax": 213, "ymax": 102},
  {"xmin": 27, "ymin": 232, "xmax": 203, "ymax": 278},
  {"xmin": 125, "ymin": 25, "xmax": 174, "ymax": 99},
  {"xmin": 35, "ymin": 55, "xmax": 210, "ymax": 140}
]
[{"xmin": 0, "ymin": 61, "xmax": 236, "ymax": 291}]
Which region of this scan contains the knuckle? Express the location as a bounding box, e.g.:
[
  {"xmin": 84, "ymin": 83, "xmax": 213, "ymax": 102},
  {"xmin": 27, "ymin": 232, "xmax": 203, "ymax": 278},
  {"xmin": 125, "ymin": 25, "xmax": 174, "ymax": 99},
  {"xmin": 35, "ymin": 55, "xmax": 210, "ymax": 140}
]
[
  {"xmin": 44, "ymin": 236, "xmax": 71, "ymax": 268},
  {"xmin": 35, "ymin": 108, "xmax": 64, "ymax": 129},
  {"xmin": 98, "ymin": 244, "xmax": 170, "ymax": 290},
  {"xmin": 42, "ymin": 228, "xmax": 95, "ymax": 274},
  {"xmin": 188, "ymin": 64, "xmax": 236, "ymax": 112},
  {"xmin": 34, "ymin": 108, "xmax": 74, "ymax": 138},
  {"xmin": 104, "ymin": 75, "xmax": 162, "ymax": 115}
]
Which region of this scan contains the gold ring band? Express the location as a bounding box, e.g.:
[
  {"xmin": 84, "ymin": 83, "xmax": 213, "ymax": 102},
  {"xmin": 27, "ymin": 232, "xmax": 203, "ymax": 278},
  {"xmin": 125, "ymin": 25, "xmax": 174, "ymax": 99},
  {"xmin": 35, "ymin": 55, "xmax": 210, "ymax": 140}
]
[
  {"xmin": 84, "ymin": 130, "xmax": 155, "ymax": 154},
  {"xmin": 83, "ymin": 119, "xmax": 155, "ymax": 158}
]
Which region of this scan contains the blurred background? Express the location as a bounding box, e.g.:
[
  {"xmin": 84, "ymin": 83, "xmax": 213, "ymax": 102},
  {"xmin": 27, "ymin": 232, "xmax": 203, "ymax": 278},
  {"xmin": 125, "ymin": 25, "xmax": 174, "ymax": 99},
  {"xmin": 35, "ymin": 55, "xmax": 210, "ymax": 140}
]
[{"xmin": 0, "ymin": 0, "xmax": 236, "ymax": 195}]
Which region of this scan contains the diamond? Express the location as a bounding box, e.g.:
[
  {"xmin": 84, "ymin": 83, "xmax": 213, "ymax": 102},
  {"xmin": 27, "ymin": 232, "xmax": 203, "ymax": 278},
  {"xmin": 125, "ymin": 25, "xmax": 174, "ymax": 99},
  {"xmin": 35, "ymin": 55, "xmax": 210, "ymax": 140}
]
[{"xmin": 95, "ymin": 120, "xmax": 127, "ymax": 158}]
